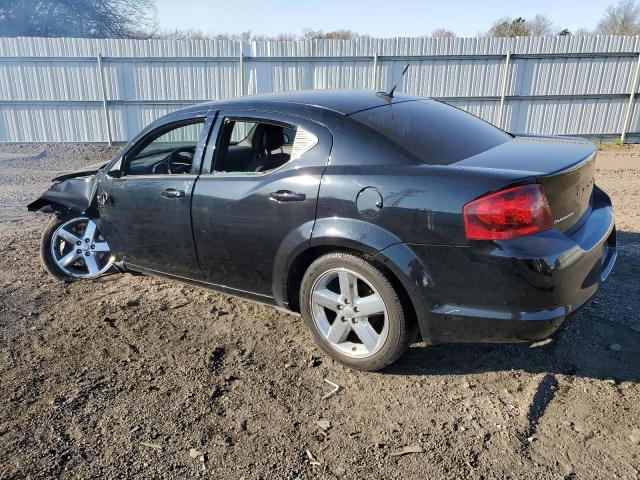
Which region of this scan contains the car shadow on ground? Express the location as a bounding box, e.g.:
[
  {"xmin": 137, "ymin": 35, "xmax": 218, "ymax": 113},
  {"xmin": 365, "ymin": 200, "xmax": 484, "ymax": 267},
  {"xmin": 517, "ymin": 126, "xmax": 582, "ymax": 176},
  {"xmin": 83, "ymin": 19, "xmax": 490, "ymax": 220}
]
[{"xmin": 386, "ymin": 231, "xmax": 640, "ymax": 384}]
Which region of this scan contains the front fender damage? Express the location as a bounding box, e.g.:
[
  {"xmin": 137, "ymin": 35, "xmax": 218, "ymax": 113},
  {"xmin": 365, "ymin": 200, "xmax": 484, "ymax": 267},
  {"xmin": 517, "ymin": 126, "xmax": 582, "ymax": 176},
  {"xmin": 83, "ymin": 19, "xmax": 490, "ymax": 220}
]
[{"xmin": 27, "ymin": 174, "xmax": 99, "ymax": 214}]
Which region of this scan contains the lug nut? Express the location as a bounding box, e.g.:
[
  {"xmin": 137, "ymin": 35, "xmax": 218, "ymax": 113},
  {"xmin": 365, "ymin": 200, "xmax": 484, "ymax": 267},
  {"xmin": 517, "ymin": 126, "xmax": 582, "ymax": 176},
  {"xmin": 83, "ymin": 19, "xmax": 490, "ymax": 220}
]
[
  {"xmin": 90, "ymin": 245, "xmax": 95, "ymax": 250},
  {"xmin": 76, "ymin": 241, "xmax": 81, "ymax": 246},
  {"xmin": 76, "ymin": 249, "xmax": 82, "ymax": 254},
  {"xmin": 85, "ymin": 252, "xmax": 90, "ymax": 256},
  {"xmin": 354, "ymin": 307, "xmax": 359, "ymax": 313},
  {"xmin": 85, "ymin": 238, "xmax": 90, "ymax": 243},
  {"xmin": 344, "ymin": 299, "xmax": 350, "ymax": 305}
]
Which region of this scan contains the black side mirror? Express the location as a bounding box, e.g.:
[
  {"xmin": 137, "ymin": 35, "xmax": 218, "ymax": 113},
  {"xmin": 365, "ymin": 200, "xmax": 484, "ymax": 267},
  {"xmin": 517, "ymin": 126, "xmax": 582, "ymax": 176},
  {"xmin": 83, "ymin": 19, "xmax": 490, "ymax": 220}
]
[{"xmin": 107, "ymin": 169, "xmax": 122, "ymax": 178}]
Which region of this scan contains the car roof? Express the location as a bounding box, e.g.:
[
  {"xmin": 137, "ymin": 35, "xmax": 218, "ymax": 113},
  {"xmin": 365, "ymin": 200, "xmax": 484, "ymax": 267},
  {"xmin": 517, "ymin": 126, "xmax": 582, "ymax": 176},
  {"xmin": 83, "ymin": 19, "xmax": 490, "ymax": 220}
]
[{"xmin": 181, "ymin": 90, "xmax": 421, "ymax": 116}]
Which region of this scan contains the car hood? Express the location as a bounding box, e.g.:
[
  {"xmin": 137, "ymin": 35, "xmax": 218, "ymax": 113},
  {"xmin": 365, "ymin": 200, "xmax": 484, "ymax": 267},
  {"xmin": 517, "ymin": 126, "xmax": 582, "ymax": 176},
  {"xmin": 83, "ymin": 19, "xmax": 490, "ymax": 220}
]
[
  {"xmin": 52, "ymin": 161, "xmax": 107, "ymax": 182},
  {"xmin": 27, "ymin": 163, "xmax": 105, "ymax": 213}
]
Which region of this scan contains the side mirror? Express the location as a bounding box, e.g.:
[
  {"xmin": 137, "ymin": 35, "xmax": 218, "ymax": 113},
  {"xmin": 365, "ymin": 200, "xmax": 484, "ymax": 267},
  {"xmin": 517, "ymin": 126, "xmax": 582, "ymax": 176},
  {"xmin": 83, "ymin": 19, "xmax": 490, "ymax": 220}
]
[{"xmin": 107, "ymin": 169, "xmax": 122, "ymax": 178}]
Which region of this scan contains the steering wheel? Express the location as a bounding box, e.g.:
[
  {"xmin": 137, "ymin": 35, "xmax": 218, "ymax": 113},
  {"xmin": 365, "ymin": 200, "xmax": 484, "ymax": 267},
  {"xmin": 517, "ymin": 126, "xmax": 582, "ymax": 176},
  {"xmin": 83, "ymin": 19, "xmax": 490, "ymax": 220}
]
[{"xmin": 167, "ymin": 147, "xmax": 195, "ymax": 174}]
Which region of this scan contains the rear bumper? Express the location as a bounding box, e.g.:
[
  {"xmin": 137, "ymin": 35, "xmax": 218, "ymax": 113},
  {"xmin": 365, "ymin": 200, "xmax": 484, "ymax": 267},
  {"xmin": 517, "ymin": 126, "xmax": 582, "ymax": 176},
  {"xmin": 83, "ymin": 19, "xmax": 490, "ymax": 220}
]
[{"xmin": 376, "ymin": 187, "xmax": 617, "ymax": 345}]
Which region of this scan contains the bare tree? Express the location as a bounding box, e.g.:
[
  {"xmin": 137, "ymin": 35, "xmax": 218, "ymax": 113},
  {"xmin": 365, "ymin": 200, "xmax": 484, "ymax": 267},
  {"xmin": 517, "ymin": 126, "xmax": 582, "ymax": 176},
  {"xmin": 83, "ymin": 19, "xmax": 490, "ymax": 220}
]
[
  {"xmin": 431, "ymin": 28, "xmax": 456, "ymax": 38},
  {"xmin": 574, "ymin": 27, "xmax": 593, "ymax": 36},
  {"xmin": 0, "ymin": 0, "xmax": 157, "ymax": 38},
  {"xmin": 487, "ymin": 16, "xmax": 528, "ymax": 37},
  {"xmin": 527, "ymin": 14, "xmax": 555, "ymax": 36},
  {"xmin": 300, "ymin": 28, "xmax": 367, "ymax": 40},
  {"xmin": 597, "ymin": 0, "xmax": 640, "ymax": 34}
]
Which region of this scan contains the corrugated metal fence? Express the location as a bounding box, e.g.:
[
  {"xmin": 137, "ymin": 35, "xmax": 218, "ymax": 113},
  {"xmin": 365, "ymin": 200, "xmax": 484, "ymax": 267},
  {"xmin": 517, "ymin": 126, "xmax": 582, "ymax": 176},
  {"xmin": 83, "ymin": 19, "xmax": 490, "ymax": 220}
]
[{"xmin": 2, "ymin": 35, "xmax": 640, "ymax": 144}]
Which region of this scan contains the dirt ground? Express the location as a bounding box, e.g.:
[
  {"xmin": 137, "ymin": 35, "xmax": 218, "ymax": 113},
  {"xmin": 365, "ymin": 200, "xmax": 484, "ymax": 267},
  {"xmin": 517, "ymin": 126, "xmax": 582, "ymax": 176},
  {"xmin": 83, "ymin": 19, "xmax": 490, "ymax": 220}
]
[{"xmin": 0, "ymin": 143, "xmax": 639, "ymax": 480}]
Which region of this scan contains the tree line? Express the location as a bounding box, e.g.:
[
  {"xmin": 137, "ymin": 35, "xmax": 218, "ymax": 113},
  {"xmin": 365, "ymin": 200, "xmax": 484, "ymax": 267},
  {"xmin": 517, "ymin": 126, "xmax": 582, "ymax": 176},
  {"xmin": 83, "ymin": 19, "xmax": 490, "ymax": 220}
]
[{"xmin": 1, "ymin": 0, "xmax": 639, "ymax": 39}]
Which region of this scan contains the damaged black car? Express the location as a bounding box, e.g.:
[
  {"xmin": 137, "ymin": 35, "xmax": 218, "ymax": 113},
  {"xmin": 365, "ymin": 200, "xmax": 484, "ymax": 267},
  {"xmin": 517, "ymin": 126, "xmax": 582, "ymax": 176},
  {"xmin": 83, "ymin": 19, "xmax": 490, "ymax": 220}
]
[{"xmin": 29, "ymin": 90, "xmax": 617, "ymax": 371}]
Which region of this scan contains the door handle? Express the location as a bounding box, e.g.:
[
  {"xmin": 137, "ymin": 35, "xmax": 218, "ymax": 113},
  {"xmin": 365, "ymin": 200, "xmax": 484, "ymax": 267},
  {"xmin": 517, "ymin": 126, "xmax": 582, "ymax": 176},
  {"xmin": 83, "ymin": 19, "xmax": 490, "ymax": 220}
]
[
  {"xmin": 161, "ymin": 188, "xmax": 185, "ymax": 198},
  {"xmin": 269, "ymin": 190, "xmax": 306, "ymax": 202}
]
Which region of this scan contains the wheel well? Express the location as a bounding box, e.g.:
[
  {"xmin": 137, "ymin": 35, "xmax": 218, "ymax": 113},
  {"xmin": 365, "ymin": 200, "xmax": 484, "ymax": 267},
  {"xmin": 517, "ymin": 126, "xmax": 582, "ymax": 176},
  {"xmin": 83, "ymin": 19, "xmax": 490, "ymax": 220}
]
[{"xmin": 286, "ymin": 246, "xmax": 417, "ymax": 328}]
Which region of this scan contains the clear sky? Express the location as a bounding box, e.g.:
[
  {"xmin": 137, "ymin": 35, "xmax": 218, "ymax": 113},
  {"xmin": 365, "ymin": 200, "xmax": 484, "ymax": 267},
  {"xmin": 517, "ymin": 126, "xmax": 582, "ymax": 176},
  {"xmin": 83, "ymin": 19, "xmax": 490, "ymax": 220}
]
[{"xmin": 155, "ymin": 0, "xmax": 612, "ymax": 38}]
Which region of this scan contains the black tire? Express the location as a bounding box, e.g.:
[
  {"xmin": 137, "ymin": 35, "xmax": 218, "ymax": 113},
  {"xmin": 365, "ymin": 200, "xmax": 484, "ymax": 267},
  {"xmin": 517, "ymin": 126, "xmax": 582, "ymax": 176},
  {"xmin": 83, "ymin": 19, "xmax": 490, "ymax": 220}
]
[
  {"xmin": 40, "ymin": 211, "xmax": 111, "ymax": 282},
  {"xmin": 300, "ymin": 252, "xmax": 412, "ymax": 371}
]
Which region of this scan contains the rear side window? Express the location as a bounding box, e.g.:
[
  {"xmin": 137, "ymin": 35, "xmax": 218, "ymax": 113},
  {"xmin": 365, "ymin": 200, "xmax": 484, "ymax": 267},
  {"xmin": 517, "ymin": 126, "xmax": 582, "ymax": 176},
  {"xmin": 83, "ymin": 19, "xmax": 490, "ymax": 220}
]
[{"xmin": 351, "ymin": 100, "xmax": 511, "ymax": 165}]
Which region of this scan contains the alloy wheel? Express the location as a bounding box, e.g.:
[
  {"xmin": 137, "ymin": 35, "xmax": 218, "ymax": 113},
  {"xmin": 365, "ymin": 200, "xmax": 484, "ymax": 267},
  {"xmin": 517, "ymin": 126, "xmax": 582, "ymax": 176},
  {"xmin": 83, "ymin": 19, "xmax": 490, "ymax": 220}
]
[
  {"xmin": 50, "ymin": 217, "xmax": 113, "ymax": 278},
  {"xmin": 310, "ymin": 267, "xmax": 389, "ymax": 358}
]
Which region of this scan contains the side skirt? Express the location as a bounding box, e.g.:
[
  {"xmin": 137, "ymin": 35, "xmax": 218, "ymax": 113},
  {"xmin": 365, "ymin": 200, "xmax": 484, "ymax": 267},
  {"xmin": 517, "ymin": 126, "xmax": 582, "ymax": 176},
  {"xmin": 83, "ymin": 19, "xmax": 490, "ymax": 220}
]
[{"xmin": 122, "ymin": 262, "xmax": 299, "ymax": 316}]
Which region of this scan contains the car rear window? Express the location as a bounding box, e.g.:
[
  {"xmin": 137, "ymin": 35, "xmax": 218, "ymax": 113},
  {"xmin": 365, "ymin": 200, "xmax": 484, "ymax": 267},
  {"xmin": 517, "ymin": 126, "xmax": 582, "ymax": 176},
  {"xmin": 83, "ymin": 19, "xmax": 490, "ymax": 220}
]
[{"xmin": 350, "ymin": 100, "xmax": 511, "ymax": 165}]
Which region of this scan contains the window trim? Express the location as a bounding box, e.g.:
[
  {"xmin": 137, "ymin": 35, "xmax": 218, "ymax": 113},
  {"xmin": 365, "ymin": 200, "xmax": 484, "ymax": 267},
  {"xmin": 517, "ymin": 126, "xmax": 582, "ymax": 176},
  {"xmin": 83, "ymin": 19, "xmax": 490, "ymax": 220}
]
[{"xmin": 121, "ymin": 118, "xmax": 207, "ymax": 177}]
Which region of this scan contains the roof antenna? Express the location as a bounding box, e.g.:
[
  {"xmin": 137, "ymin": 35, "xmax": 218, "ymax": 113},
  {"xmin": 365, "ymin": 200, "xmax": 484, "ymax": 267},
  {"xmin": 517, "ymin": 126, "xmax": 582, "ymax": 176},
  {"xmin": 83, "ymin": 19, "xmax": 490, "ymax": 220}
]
[{"xmin": 377, "ymin": 64, "xmax": 410, "ymax": 100}]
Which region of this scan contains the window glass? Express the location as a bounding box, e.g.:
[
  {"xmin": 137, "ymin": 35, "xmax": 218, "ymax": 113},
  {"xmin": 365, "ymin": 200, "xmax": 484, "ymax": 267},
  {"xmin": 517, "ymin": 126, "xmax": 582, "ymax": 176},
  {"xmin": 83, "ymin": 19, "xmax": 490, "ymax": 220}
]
[
  {"xmin": 215, "ymin": 120, "xmax": 309, "ymax": 174},
  {"xmin": 126, "ymin": 120, "xmax": 205, "ymax": 175},
  {"xmin": 230, "ymin": 122, "xmax": 255, "ymax": 143},
  {"xmin": 351, "ymin": 100, "xmax": 511, "ymax": 165}
]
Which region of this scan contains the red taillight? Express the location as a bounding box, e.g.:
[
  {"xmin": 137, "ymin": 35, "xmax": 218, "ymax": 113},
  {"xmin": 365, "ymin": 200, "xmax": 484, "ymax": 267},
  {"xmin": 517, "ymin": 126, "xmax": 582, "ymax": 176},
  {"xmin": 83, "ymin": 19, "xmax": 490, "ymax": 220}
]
[{"xmin": 463, "ymin": 184, "xmax": 554, "ymax": 240}]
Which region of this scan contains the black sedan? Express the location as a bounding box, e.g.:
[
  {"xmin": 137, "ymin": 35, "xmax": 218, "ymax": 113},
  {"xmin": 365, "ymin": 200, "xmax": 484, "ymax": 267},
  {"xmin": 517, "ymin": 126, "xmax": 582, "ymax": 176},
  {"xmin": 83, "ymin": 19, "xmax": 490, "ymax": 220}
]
[{"xmin": 29, "ymin": 90, "xmax": 617, "ymax": 371}]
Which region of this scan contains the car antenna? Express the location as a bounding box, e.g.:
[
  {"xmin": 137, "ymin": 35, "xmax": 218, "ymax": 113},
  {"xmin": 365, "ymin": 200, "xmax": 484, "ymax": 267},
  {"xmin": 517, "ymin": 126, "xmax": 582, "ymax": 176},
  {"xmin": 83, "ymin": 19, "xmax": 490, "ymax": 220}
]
[{"xmin": 377, "ymin": 64, "xmax": 410, "ymax": 100}]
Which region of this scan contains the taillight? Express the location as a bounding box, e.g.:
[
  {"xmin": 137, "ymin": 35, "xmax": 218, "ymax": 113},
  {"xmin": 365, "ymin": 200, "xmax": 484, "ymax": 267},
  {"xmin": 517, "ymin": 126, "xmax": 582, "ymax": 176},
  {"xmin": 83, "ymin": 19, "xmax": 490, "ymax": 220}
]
[{"xmin": 463, "ymin": 184, "xmax": 554, "ymax": 240}]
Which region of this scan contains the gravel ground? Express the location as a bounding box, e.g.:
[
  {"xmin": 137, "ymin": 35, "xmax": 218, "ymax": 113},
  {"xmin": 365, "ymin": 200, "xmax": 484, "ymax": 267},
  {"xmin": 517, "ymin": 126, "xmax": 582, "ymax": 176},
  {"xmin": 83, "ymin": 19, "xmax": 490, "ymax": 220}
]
[{"xmin": 0, "ymin": 143, "xmax": 639, "ymax": 479}]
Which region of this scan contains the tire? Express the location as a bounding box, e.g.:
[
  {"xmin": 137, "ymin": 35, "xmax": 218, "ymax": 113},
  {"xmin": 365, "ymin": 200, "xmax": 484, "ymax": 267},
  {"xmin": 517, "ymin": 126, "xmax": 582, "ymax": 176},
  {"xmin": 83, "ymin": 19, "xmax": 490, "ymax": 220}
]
[
  {"xmin": 40, "ymin": 211, "xmax": 114, "ymax": 282},
  {"xmin": 300, "ymin": 252, "xmax": 412, "ymax": 371}
]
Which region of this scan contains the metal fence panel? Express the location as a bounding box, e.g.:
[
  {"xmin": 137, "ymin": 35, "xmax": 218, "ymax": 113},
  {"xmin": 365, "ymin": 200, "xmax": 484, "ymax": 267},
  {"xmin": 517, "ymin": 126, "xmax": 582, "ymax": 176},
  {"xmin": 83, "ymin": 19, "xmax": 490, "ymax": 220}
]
[{"xmin": 2, "ymin": 35, "xmax": 640, "ymax": 143}]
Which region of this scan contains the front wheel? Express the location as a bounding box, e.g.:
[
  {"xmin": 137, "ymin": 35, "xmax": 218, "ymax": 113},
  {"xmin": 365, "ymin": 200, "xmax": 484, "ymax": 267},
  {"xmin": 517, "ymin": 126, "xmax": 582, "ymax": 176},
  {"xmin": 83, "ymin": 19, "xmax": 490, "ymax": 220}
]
[
  {"xmin": 300, "ymin": 252, "xmax": 412, "ymax": 371},
  {"xmin": 40, "ymin": 212, "xmax": 114, "ymax": 281}
]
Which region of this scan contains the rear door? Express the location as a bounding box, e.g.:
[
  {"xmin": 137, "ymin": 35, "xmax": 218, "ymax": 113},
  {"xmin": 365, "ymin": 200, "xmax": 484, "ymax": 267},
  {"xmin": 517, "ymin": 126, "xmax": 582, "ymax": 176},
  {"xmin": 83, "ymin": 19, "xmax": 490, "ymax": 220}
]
[
  {"xmin": 191, "ymin": 110, "xmax": 332, "ymax": 297},
  {"xmin": 97, "ymin": 114, "xmax": 213, "ymax": 278}
]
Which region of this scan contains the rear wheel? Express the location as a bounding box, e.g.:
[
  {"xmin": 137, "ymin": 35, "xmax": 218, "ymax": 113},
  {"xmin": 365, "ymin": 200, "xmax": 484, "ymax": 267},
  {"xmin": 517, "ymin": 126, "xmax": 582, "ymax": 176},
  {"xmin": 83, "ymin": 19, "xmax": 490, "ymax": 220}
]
[
  {"xmin": 40, "ymin": 212, "xmax": 114, "ymax": 281},
  {"xmin": 300, "ymin": 252, "xmax": 411, "ymax": 371}
]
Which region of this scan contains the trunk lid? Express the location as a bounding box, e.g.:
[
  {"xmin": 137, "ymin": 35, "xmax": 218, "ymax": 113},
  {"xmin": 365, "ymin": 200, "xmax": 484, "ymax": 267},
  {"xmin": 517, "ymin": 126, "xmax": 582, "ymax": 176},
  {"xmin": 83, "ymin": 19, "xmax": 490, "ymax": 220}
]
[{"xmin": 454, "ymin": 135, "xmax": 596, "ymax": 233}]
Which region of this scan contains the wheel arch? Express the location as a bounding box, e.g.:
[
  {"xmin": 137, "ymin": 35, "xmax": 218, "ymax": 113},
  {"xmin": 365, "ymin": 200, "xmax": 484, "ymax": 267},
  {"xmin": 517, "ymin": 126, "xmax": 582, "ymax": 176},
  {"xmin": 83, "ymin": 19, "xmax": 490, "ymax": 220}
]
[{"xmin": 284, "ymin": 243, "xmax": 418, "ymax": 336}]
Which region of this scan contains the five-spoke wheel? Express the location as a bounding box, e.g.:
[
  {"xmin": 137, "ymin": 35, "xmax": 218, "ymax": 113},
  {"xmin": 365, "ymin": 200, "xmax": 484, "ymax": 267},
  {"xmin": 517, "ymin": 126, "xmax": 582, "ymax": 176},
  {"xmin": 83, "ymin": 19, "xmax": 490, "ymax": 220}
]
[
  {"xmin": 300, "ymin": 252, "xmax": 412, "ymax": 371},
  {"xmin": 311, "ymin": 268, "xmax": 389, "ymax": 358},
  {"xmin": 41, "ymin": 213, "xmax": 113, "ymax": 280}
]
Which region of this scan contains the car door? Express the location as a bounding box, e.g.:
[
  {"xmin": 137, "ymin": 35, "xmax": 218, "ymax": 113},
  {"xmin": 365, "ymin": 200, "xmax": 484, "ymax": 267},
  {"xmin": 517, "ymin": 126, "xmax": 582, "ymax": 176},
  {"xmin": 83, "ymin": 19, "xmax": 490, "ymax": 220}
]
[
  {"xmin": 97, "ymin": 113, "xmax": 213, "ymax": 279},
  {"xmin": 191, "ymin": 110, "xmax": 332, "ymax": 298}
]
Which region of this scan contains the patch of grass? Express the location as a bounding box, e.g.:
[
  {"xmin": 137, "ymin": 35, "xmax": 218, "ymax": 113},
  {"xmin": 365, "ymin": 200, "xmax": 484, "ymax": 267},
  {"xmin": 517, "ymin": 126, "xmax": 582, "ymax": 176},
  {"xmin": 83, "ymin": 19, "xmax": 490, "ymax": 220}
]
[{"xmin": 597, "ymin": 138, "xmax": 628, "ymax": 150}]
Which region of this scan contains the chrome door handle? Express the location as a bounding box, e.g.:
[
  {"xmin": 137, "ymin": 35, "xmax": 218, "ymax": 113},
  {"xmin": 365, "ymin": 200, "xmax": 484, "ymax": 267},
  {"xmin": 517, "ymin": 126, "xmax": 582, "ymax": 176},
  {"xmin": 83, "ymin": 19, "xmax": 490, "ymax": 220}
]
[
  {"xmin": 269, "ymin": 190, "xmax": 306, "ymax": 202},
  {"xmin": 161, "ymin": 188, "xmax": 185, "ymax": 198}
]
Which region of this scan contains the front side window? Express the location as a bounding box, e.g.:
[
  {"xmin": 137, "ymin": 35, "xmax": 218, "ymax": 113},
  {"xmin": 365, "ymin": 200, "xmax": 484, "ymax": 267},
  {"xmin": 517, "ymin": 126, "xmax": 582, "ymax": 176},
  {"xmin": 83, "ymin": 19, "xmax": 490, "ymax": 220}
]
[
  {"xmin": 126, "ymin": 120, "xmax": 205, "ymax": 175},
  {"xmin": 214, "ymin": 119, "xmax": 317, "ymax": 174}
]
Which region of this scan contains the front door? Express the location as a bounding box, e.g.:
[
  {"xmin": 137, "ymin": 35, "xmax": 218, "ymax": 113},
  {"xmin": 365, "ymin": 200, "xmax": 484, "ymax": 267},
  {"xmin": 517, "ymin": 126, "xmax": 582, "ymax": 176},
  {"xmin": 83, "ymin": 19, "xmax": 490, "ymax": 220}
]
[
  {"xmin": 191, "ymin": 111, "xmax": 332, "ymax": 298},
  {"xmin": 97, "ymin": 116, "xmax": 211, "ymax": 279}
]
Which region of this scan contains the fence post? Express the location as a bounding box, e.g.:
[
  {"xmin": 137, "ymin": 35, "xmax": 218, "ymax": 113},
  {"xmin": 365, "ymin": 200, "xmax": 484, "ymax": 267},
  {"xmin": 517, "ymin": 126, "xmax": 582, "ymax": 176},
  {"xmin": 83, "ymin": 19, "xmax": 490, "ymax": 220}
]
[
  {"xmin": 96, "ymin": 53, "xmax": 112, "ymax": 146},
  {"xmin": 621, "ymin": 52, "xmax": 640, "ymax": 143},
  {"xmin": 496, "ymin": 51, "xmax": 511, "ymax": 130},
  {"xmin": 238, "ymin": 41, "xmax": 245, "ymax": 97},
  {"xmin": 372, "ymin": 52, "xmax": 378, "ymax": 90}
]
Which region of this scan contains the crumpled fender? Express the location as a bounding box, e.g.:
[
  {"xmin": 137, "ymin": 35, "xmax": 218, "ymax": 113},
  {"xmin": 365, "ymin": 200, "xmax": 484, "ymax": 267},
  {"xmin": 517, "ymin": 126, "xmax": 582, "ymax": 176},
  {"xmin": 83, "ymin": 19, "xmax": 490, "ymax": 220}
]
[{"xmin": 27, "ymin": 174, "xmax": 100, "ymax": 214}]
